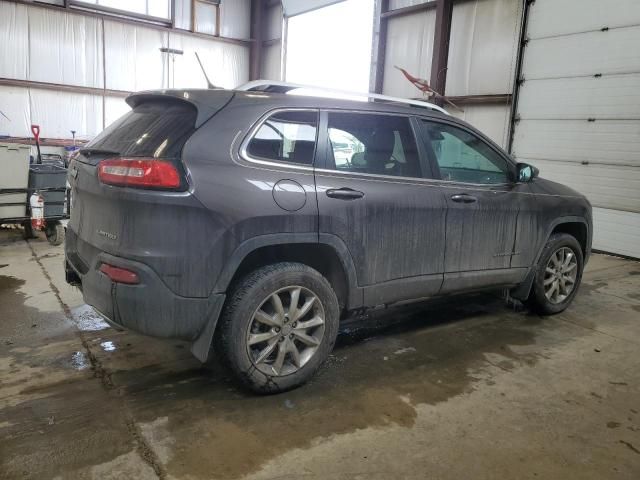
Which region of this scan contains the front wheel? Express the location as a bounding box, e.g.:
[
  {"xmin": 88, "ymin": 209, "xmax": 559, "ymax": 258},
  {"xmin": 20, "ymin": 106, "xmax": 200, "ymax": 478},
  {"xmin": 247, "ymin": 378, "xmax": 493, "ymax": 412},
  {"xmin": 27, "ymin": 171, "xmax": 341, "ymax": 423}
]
[
  {"xmin": 214, "ymin": 262, "xmax": 340, "ymax": 394},
  {"xmin": 526, "ymin": 233, "xmax": 584, "ymax": 315}
]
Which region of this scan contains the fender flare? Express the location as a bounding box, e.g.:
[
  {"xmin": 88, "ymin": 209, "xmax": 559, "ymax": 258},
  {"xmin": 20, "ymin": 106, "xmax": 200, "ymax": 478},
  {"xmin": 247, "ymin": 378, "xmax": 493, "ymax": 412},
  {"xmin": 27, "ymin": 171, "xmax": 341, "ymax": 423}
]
[
  {"xmin": 533, "ymin": 216, "xmax": 590, "ymax": 265},
  {"xmin": 512, "ymin": 215, "xmax": 590, "ymax": 301},
  {"xmin": 212, "ymin": 232, "xmax": 363, "ymax": 309}
]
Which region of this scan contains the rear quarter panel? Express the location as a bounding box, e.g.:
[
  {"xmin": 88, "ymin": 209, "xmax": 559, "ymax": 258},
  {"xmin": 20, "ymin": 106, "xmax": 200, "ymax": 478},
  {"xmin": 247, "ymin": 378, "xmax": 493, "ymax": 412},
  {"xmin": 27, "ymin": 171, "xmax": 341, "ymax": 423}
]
[{"xmin": 183, "ymin": 99, "xmax": 319, "ymax": 296}]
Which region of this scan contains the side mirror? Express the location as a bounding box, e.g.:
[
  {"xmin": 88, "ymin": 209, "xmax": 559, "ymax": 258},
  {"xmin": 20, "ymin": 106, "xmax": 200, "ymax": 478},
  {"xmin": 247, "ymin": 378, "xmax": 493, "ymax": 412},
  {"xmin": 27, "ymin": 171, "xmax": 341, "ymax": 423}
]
[{"xmin": 517, "ymin": 162, "xmax": 539, "ymax": 183}]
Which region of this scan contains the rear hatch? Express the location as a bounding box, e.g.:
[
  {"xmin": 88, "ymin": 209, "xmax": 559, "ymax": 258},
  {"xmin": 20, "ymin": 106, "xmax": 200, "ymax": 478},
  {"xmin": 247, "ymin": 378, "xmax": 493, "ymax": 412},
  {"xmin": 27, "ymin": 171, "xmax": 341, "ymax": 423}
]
[{"xmin": 67, "ymin": 90, "xmax": 233, "ymax": 297}]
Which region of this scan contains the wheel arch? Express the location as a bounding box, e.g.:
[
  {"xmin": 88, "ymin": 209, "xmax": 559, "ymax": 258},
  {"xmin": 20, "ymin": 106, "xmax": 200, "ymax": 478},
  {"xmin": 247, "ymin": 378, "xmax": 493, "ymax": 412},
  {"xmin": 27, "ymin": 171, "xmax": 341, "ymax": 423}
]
[
  {"xmin": 535, "ymin": 216, "xmax": 590, "ymax": 264},
  {"xmin": 512, "ymin": 216, "xmax": 590, "ymax": 302},
  {"xmin": 213, "ymin": 233, "xmax": 362, "ymax": 311}
]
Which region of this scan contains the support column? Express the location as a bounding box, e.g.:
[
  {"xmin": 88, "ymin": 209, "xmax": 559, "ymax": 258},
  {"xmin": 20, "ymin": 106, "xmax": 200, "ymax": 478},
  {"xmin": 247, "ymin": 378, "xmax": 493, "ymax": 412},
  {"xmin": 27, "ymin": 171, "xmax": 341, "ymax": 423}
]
[
  {"xmin": 372, "ymin": 0, "xmax": 389, "ymax": 94},
  {"xmin": 249, "ymin": 0, "xmax": 264, "ymax": 81},
  {"xmin": 430, "ymin": 0, "xmax": 453, "ymax": 104}
]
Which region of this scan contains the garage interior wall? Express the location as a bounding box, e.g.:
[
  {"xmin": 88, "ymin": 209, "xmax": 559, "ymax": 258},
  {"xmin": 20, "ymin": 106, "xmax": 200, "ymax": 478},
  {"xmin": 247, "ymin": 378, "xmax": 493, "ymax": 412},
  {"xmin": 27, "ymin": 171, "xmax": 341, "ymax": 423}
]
[
  {"xmin": 511, "ymin": 0, "xmax": 640, "ymax": 258},
  {"xmin": 0, "ymin": 0, "xmax": 251, "ymax": 141},
  {"xmin": 374, "ymin": 0, "xmax": 521, "ymax": 148}
]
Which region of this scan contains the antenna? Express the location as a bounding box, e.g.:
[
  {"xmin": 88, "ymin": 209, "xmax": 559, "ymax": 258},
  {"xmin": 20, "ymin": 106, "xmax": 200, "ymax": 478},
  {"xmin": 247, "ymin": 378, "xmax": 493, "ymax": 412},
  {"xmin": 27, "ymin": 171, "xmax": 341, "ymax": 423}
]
[{"xmin": 195, "ymin": 52, "xmax": 218, "ymax": 89}]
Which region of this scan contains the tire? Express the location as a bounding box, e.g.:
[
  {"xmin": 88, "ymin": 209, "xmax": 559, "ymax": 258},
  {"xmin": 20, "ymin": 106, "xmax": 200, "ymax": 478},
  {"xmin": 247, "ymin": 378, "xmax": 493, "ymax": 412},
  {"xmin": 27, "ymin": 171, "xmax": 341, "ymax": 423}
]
[
  {"xmin": 22, "ymin": 221, "xmax": 37, "ymax": 240},
  {"xmin": 214, "ymin": 262, "xmax": 340, "ymax": 394},
  {"xmin": 526, "ymin": 233, "xmax": 584, "ymax": 315},
  {"xmin": 45, "ymin": 222, "xmax": 65, "ymax": 246}
]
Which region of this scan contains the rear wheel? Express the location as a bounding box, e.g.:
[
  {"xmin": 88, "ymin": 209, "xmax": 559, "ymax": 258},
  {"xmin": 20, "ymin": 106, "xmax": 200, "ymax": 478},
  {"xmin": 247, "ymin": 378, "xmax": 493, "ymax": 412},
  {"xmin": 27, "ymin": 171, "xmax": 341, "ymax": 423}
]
[
  {"xmin": 215, "ymin": 262, "xmax": 339, "ymax": 394},
  {"xmin": 527, "ymin": 233, "xmax": 583, "ymax": 315},
  {"xmin": 45, "ymin": 222, "xmax": 65, "ymax": 246}
]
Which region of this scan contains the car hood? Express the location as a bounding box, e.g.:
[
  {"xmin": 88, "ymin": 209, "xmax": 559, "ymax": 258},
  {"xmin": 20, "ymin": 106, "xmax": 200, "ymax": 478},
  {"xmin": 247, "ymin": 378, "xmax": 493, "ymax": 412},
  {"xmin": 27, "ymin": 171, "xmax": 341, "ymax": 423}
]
[{"xmin": 531, "ymin": 177, "xmax": 586, "ymax": 199}]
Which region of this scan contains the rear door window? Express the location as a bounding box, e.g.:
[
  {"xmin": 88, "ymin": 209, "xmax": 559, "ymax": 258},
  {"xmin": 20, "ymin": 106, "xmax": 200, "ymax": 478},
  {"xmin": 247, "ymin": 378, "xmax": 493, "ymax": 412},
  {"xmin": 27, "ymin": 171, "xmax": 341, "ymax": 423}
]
[
  {"xmin": 326, "ymin": 112, "xmax": 421, "ymax": 178},
  {"xmin": 246, "ymin": 110, "xmax": 318, "ymax": 165},
  {"xmin": 87, "ymin": 100, "xmax": 197, "ymax": 159}
]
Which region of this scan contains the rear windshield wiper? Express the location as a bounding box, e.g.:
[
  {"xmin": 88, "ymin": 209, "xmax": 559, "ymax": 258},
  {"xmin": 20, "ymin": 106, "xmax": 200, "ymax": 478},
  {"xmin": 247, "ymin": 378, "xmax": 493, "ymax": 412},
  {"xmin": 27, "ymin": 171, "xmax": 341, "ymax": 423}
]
[{"xmin": 79, "ymin": 147, "xmax": 121, "ymax": 157}]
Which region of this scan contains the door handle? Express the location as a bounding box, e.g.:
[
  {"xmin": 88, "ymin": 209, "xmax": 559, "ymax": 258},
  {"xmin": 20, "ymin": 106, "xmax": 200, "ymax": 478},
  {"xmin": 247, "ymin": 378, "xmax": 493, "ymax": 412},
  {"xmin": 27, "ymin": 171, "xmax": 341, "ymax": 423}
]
[
  {"xmin": 451, "ymin": 194, "xmax": 477, "ymax": 203},
  {"xmin": 326, "ymin": 188, "xmax": 365, "ymax": 200}
]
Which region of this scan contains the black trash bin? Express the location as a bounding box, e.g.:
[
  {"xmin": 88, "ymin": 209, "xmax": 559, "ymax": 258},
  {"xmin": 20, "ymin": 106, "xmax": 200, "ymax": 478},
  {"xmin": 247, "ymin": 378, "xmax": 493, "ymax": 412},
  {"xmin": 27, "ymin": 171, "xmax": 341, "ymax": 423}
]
[{"xmin": 28, "ymin": 164, "xmax": 67, "ymax": 217}]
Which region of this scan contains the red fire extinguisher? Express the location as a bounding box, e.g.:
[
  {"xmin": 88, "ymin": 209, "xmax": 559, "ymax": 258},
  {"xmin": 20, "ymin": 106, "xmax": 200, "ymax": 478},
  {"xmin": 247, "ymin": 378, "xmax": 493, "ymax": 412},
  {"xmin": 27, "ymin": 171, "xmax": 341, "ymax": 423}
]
[{"xmin": 30, "ymin": 193, "xmax": 44, "ymax": 230}]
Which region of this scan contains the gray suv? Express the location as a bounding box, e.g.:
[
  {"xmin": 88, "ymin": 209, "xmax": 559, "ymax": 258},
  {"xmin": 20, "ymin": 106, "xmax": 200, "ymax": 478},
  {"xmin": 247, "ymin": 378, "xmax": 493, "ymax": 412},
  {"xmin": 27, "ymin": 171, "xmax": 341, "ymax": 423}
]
[{"xmin": 64, "ymin": 83, "xmax": 592, "ymax": 393}]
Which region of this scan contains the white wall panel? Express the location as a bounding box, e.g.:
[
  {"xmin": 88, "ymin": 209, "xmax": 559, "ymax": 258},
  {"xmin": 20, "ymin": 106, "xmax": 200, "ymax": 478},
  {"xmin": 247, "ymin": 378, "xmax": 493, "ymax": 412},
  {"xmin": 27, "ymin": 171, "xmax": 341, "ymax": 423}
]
[
  {"xmin": 0, "ymin": 2, "xmax": 28, "ymax": 80},
  {"xmin": 29, "ymin": 90, "xmax": 103, "ymax": 140},
  {"xmin": 513, "ymin": 120, "xmax": 640, "ymax": 167},
  {"xmin": 262, "ymin": 44, "xmax": 282, "ymax": 81},
  {"xmin": 517, "ymin": 74, "xmax": 640, "ymax": 120},
  {"xmin": 446, "ymin": 0, "xmax": 521, "ymax": 96},
  {"xmin": 0, "ymin": 1, "xmax": 252, "ymax": 140},
  {"xmin": 520, "ymin": 158, "xmax": 640, "ymax": 214},
  {"xmin": 0, "ymin": 86, "xmax": 30, "ymax": 138},
  {"xmin": 169, "ymin": 33, "xmax": 249, "ymax": 89},
  {"xmin": 523, "ymin": 26, "xmax": 640, "ymax": 80},
  {"xmin": 451, "ymin": 103, "xmax": 511, "ymax": 148},
  {"xmin": 382, "ymin": 10, "xmax": 435, "ymax": 97},
  {"xmin": 104, "ymin": 21, "xmax": 168, "ymax": 91},
  {"xmin": 220, "ymin": 0, "xmax": 251, "ymax": 39},
  {"xmin": 265, "ymin": 4, "xmax": 283, "ymax": 40},
  {"xmin": 104, "ymin": 95, "xmax": 131, "ymax": 129},
  {"xmin": 592, "ymin": 207, "xmax": 640, "ymax": 258},
  {"xmin": 28, "ymin": 7, "xmax": 103, "ymax": 88},
  {"xmin": 527, "ymin": 0, "xmax": 640, "ymax": 39}
]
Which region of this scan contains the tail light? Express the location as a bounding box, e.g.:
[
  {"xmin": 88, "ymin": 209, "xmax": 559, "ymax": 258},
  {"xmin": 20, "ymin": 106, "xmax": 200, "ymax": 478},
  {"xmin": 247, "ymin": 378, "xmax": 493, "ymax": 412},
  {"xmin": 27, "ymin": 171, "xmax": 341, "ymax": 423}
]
[
  {"xmin": 98, "ymin": 158, "xmax": 181, "ymax": 189},
  {"xmin": 99, "ymin": 263, "xmax": 140, "ymax": 284}
]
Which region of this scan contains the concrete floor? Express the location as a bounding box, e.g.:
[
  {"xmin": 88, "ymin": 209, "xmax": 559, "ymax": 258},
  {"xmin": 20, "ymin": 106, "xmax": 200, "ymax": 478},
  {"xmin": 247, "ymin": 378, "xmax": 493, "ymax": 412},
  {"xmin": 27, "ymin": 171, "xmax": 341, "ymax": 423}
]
[{"xmin": 1, "ymin": 228, "xmax": 639, "ymax": 480}]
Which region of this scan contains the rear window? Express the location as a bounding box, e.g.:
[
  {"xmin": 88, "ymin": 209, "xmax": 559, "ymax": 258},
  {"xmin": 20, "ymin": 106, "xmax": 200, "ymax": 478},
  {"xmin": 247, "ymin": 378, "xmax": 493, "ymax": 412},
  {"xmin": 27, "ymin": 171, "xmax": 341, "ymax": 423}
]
[{"xmin": 88, "ymin": 100, "xmax": 197, "ymax": 158}]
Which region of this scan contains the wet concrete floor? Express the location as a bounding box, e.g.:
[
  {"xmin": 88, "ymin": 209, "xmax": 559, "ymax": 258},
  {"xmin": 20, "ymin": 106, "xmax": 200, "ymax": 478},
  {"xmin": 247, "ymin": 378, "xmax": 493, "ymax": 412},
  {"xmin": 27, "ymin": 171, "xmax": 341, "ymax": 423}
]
[{"xmin": 1, "ymin": 227, "xmax": 639, "ymax": 479}]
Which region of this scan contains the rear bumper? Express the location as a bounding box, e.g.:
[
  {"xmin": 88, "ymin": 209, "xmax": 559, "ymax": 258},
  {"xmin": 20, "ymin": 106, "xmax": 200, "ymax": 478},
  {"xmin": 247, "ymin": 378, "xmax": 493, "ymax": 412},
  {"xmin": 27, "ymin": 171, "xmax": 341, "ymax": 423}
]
[{"xmin": 65, "ymin": 228, "xmax": 225, "ymax": 343}]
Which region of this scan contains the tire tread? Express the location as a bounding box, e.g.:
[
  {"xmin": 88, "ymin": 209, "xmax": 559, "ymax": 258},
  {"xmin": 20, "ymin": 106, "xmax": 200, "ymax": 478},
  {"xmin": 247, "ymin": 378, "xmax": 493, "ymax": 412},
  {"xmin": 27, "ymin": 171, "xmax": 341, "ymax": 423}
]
[{"xmin": 214, "ymin": 262, "xmax": 338, "ymax": 394}]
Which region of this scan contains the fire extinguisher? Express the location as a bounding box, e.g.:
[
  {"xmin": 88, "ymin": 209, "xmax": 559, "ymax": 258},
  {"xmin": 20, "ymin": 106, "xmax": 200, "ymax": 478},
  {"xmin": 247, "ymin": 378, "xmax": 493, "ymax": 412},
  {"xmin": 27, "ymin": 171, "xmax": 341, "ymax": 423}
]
[{"xmin": 30, "ymin": 193, "xmax": 45, "ymax": 230}]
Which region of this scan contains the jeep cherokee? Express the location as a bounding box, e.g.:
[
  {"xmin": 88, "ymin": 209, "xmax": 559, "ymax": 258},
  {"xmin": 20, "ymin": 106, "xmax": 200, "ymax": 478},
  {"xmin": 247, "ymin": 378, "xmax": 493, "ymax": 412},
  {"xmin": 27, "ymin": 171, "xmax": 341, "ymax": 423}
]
[{"xmin": 64, "ymin": 83, "xmax": 592, "ymax": 393}]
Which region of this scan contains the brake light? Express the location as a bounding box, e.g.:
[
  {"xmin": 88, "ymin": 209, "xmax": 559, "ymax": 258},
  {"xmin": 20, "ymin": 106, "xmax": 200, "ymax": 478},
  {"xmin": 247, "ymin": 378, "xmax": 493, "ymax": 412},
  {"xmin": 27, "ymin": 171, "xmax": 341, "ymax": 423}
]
[
  {"xmin": 99, "ymin": 263, "xmax": 140, "ymax": 284},
  {"xmin": 98, "ymin": 158, "xmax": 181, "ymax": 189}
]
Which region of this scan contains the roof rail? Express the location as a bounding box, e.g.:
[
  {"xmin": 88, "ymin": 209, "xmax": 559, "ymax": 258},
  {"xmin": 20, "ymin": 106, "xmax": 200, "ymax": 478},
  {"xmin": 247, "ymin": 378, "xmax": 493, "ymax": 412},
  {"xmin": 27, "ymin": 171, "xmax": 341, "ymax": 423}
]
[{"xmin": 236, "ymin": 80, "xmax": 448, "ymax": 115}]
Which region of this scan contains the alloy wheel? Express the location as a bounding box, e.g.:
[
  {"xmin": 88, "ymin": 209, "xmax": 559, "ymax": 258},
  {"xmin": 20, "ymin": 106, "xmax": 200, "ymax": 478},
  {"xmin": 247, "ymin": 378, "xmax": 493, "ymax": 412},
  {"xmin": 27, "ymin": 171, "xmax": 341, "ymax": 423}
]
[
  {"xmin": 544, "ymin": 246, "xmax": 578, "ymax": 304},
  {"xmin": 246, "ymin": 286, "xmax": 325, "ymax": 376}
]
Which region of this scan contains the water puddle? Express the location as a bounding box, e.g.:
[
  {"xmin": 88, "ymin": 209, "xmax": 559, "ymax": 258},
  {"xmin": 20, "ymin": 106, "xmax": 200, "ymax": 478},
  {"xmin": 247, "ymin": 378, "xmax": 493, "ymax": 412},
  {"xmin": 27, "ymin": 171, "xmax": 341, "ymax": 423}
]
[
  {"xmin": 70, "ymin": 304, "xmax": 110, "ymax": 331},
  {"xmin": 70, "ymin": 351, "xmax": 89, "ymax": 370},
  {"xmin": 100, "ymin": 341, "xmax": 117, "ymax": 352}
]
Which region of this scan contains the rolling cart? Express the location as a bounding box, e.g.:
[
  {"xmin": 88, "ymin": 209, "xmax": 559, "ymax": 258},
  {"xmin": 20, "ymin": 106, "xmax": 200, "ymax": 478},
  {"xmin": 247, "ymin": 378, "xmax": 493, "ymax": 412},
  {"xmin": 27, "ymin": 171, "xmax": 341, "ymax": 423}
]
[{"xmin": 0, "ymin": 134, "xmax": 69, "ymax": 246}]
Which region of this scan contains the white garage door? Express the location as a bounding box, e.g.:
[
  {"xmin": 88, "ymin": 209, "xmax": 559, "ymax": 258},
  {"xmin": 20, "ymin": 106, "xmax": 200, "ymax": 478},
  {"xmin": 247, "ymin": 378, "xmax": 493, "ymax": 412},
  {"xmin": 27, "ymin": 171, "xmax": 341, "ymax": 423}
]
[{"xmin": 511, "ymin": 0, "xmax": 640, "ymax": 258}]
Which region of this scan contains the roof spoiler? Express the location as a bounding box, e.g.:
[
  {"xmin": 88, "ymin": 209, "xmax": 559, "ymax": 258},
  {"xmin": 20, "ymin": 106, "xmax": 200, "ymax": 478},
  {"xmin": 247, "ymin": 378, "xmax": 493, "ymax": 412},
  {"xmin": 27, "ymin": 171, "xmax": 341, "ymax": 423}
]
[{"xmin": 126, "ymin": 90, "xmax": 235, "ymax": 128}]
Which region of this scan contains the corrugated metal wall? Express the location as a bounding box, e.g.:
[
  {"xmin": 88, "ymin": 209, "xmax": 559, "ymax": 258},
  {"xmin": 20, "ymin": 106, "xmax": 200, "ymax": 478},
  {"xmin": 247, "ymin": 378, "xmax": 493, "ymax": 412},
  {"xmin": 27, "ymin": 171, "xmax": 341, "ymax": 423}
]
[
  {"xmin": 378, "ymin": 0, "xmax": 521, "ymax": 148},
  {"xmin": 0, "ymin": 0, "xmax": 250, "ymax": 141},
  {"xmin": 511, "ymin": 0, "xmax": 640, "ymax": 258},
  {"xmin": 382, "ymin": 9, "xmax": 437, "ymax": 98}
]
